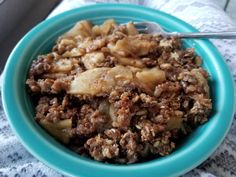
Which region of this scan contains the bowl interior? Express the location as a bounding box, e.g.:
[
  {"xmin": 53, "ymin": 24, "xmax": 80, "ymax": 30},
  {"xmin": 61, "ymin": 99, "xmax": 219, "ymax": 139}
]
[{"xmin": 2, "ymin": 4, "xmax": 235, "ymax": 177}]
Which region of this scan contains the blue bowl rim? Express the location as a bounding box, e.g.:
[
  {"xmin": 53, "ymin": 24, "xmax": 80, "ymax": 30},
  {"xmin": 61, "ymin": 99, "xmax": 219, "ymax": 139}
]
[{"xmin": 1, "ymin": 3, "xmax": 235, "ymax": 177}]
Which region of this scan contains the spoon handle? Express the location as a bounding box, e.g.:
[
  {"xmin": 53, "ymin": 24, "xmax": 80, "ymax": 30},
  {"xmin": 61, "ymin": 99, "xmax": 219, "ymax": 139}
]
[{"xmin": 169, "ymin": 31, "xmax": 236, "ymax": 39}]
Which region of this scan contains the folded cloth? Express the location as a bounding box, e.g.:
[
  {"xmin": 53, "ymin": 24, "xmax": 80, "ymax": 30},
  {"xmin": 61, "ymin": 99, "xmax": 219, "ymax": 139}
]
[{"xmin": 1, "ymin": 0, "xmax": 236, "ymax": 176}]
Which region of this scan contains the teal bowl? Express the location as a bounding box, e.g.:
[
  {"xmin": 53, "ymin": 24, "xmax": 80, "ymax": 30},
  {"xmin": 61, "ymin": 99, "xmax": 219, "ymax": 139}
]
[{"xmin": 2, "ymin": 4, "xmax": 235, "ymax": 177}]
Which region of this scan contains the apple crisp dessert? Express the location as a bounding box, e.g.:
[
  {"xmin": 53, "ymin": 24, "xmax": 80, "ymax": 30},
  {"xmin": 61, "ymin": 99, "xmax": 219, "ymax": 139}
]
[{"xmin": 26, "ymin": 19, "xmax": 212, "ymax": 163}]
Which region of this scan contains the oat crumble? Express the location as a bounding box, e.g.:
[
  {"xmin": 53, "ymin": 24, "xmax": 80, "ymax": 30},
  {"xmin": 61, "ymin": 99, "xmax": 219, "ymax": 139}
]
[{"xmin": 26, "ymin": 19, "xmax": 212, "ymax": 164}]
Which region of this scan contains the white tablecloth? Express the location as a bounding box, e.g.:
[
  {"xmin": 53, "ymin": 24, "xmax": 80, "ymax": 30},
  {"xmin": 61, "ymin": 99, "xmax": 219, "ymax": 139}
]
[{"xmin": 1, "ymin": 0, "xmax": 236, "ymax": 176}]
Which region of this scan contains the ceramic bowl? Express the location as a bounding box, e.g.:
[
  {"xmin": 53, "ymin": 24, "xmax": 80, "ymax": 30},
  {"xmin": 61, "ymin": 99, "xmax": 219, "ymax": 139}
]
[{"xmin": 2, "ymin": 4, "xmax": 235, "ymax": 177}]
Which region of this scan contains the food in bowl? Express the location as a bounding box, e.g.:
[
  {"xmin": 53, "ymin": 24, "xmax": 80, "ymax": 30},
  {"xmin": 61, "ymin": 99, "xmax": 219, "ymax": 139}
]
[{"xmin": 26, "ymin": 19, "xmax": 212, "ymax": 164}]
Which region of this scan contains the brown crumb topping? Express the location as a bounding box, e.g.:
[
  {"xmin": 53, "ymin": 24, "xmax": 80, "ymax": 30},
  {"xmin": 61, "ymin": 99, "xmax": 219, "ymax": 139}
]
[{"xmin": 26, "ymin": 19, "xmax": 212, "ymax": 164}]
